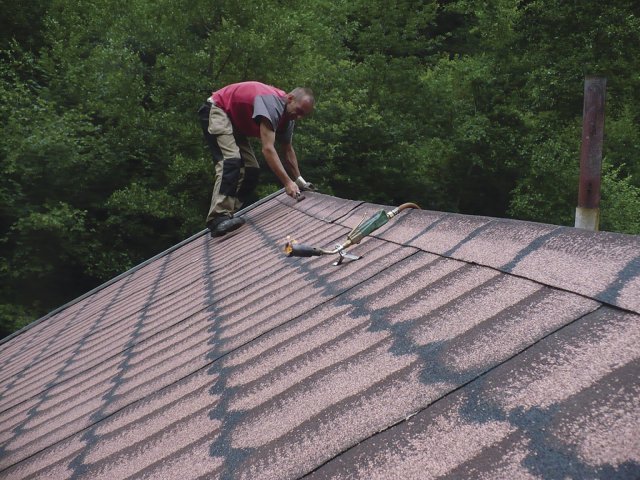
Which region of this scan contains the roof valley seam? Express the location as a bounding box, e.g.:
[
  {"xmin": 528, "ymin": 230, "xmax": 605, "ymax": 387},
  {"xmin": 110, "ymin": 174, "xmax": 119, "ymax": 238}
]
[
  {"xmin": 327, "ymin": 201, "xmax": 366, "ymax": 224},
  {"xmin": 363, "ymin": 229, "xmax": 638, "ymax": 317}
]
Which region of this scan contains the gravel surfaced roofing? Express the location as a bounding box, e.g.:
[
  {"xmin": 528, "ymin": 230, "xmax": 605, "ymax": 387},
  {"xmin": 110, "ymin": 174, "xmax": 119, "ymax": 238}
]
[{"xmin": 1, "ymin": 191, "xmax": 639, "ymax": 479}]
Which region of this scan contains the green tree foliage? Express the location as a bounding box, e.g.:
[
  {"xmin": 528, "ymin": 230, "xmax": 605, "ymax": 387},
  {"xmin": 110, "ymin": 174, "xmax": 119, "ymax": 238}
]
[
  {"xmin": 0, "ymin": 0, "xmax": 49, "ymax": 51},
  {"xmin": 506, "ymin": 0, "xmax": 640, "ymax": 223},
  {"xmin": 601, "ymin": 163, "xmax": 640, "ymax": 235},
  {"xmin": 1, "ymin": 0, "xmax": 639, "ymax": 338}
]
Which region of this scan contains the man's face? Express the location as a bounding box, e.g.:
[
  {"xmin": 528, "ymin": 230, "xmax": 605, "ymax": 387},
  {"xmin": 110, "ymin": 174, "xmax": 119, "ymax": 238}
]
[{"xmin": 285, "ymin": 95, "xmax": 314, "ymax": 120}]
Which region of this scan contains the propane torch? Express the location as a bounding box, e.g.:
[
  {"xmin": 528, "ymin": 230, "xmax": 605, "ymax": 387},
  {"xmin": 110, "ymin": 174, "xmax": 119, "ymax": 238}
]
[{"xmin": 284, "ymin": 202, "xmax": 420, "ymax": 265}]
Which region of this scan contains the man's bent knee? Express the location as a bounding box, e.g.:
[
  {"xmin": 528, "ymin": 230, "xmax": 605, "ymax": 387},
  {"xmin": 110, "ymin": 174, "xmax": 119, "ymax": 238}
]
[
  {"xmin": 238, "ymin": 167, "xmax": 260, "ymax": 202},
  {"xmin": 220, "ymin": 157, "xmax": 243, "ymax": 196}
]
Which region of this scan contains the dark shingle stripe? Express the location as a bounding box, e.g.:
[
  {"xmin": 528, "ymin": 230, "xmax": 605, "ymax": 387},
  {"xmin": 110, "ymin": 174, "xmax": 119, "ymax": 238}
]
[
  {"xmin": 306, "ymin": 307, "xmax": 639, "ymax": 479},
  {"xmin": 0, "ymin": 304, "xmax": 95, "ymax": 403},
  {"xmin": 597, "ymin": 255, "xmax": 640, "ymax": 310},
  {"xmin": 0, "ymin": 234, "xmax": 235, "ymax": 406},
  {"xmin": 0, "ymin": 369, "xmax": 216, "ymax": 479},
  {"xmin": 217, "ymin": 262, "xmax": 599, "ymax": 478},
  {"xmin": 229, "ymin": 321, "xmax": 391, "ymax": 413},
  {"xmin": 71, "ymin": 404, "xmax": 220, "ymax": 479},
  {"xmin": 230, "ymin": 316, "xmax": 367, "ymax": 392},
  {"xmin": 281, "ymin": 194, "xmax": 363, "ymax": 224},
  {"xmin": 0, "ymin": 217, "xmax": 310, "ymax": 468},
  {"xmin": 0, "ymin": 279, "xmax": 128, "ymax": 383},
  {"xmin": 0, "ymin": 274, "xmax": 140, "ymax": 425},
  {"xmin": 1, "ymin": 192, "xmax": 638, "ymax": 479},
  {"xmin": 3, "ymin": 255, "xmax": 179, "ymax": 472},
  {"xmin": 60, "ymin": 252, "xmax": 172, "ymax": 479},
  {"xmin": 0, "ymin": 275, "xmax": 209, "ymax": 416}
]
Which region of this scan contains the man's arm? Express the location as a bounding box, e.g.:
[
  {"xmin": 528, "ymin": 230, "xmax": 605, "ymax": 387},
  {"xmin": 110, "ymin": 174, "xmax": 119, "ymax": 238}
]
[
  {"xmin": 281, "ymin": 142, "xmax": 301, "ymax": 179},
  {"xmin": 259, "ymin": 119, "xmax": 300, "ymax": 198},
  {"xmin": 282, "ymin": 141, "xmax": 316, "ymax": 191}
]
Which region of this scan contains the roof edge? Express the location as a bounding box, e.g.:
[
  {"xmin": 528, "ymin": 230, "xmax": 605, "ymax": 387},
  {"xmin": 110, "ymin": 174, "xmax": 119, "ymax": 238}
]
[{"xmin": 0, "ymin": 189, "xmax": 285, "ymax": 347}]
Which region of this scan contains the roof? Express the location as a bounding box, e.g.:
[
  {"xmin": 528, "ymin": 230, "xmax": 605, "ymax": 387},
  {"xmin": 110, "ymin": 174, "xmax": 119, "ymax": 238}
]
[{"xmin": 1, "ymin": 191, "xmax": 639, "ymax": 479}]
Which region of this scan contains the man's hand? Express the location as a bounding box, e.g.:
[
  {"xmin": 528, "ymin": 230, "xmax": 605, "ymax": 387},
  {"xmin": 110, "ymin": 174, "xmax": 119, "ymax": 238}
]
[
  {"xmin": 285, "ymin": 180, "xmax": 301, "ymax": 199},
  {"xmin": 260, "ymin": 120, "xmax": 302, "ymax": 199},
  {"xmin": 295, "ymin": 176, "xmax": 317, "ymax": 192}
]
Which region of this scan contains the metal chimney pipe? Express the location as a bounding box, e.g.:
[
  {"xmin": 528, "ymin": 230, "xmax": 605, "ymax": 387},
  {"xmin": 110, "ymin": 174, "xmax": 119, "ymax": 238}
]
[{"xmin": 575, "ymin": 76, "xmax": 606, "ymax": 231}]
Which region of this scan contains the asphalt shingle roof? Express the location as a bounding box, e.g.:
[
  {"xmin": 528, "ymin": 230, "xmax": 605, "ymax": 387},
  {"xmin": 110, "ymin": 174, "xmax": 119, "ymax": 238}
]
[{"xmin": 1, "ymin": 191, "xmax": 639, "ymax": 479}]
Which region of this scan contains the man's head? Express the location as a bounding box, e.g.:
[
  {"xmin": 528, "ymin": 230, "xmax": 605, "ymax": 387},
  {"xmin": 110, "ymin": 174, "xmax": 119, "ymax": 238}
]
[{"xmin": 285, "ymin": 87, "xmax": 315, "ymax": 120}]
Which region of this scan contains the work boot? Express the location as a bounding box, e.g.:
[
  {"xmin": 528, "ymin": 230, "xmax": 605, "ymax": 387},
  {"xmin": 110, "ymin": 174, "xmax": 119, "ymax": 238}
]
[{"xmin": 207, "ymin": 215, "xmax": 246, "ymax": 237}]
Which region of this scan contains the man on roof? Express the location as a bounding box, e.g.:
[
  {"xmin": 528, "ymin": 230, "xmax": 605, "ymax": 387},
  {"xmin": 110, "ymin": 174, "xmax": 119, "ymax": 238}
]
[{"xmin": 198, "ymin": 81, "xmax": 316, "ymax": 237}]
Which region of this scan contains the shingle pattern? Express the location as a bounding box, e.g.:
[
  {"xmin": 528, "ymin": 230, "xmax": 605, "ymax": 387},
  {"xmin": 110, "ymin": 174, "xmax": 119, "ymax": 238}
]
[{"xmin": 0, "ymin": 192, "xmax": 638, "ymax": 479}]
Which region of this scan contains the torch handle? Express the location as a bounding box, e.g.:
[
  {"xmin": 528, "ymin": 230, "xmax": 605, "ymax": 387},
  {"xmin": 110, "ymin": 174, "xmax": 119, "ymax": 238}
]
[{"xmin": 346, "ymin": 210, "xmax": 390, "ymax": 245}]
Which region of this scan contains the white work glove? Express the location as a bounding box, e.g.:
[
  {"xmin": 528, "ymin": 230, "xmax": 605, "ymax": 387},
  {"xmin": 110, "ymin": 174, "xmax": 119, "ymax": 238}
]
[{"xmin": 295, "ymin": 176, "xmax": 317, "ymax": 192}]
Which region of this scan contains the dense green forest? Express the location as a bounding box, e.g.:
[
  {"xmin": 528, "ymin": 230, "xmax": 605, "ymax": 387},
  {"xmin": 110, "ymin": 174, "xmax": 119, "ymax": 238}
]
[{"xmin": 1, "ymin": 0, "xmax": 639, "ymax": 338}]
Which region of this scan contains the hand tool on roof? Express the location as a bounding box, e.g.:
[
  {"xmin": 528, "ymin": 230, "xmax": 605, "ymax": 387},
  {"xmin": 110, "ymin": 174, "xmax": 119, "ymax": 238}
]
[
  {"xmin": 296, "ymin": 175, "xmax": 317, "ymax": 192},
  {"xmin": 284, "ymin": 202, "xmax": 420, "ymax": 265}
]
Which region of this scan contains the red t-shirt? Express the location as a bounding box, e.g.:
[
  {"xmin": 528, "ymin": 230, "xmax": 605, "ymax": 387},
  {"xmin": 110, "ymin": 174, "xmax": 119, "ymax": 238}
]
[{"xmin": 211, "ymin": 82, "xmax": 294, "ymax": 141}]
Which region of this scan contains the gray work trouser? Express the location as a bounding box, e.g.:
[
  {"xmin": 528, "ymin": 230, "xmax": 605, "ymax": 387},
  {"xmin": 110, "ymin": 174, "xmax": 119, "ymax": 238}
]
[{"xmin": 198, "ymin": 101, "xmax": 260, "ymax": 223}]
